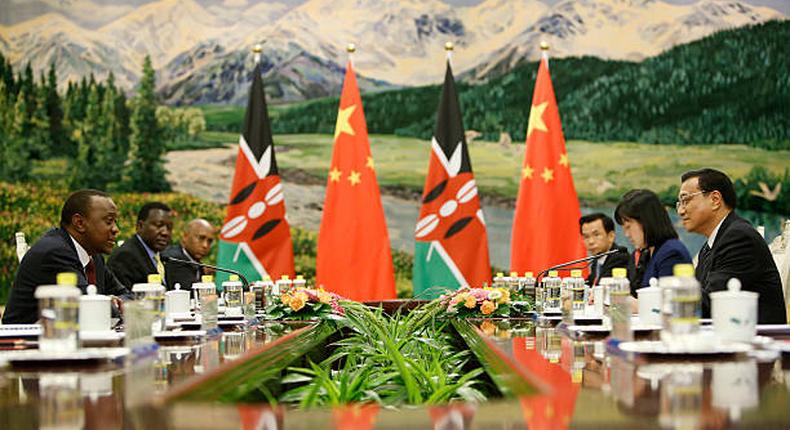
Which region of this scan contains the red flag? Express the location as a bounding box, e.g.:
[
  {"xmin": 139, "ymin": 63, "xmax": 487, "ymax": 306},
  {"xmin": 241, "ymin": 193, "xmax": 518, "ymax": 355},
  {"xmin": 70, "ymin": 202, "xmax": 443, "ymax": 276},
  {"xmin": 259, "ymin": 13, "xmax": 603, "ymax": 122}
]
[
  {"xmin": 510, "ymin": 56, "xmax": 585, "ymax": 274},
  {"xmin": 218, "ymin": 62, "xmax": 294, "ymax": 283},
  {"xmin": 316, "ymin": 63, "xmax": 396, "ymax": 301}
]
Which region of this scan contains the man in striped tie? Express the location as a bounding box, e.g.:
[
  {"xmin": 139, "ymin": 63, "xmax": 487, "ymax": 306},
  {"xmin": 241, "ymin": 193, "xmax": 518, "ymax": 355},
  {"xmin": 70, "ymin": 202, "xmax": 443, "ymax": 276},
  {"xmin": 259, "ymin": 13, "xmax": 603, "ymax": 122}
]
[{"xmin": 108, "ymin": 202, "xmax": 173, "ymax": 288}]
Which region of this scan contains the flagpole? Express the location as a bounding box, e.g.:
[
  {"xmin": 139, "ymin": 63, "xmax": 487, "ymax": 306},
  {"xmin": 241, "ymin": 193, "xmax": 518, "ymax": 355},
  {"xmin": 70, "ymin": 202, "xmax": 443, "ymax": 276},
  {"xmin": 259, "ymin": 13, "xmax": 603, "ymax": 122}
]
[
  {"xmin": 347, "ymin": 43, "xmax": 356, "ymax": 68},
  {"xmin": 540, "ymin": 40, "xmax": 549, "ymax": 70},
  {"xmin": 445, "ymin": 41, "xmax": 454, "ymax": 68}
]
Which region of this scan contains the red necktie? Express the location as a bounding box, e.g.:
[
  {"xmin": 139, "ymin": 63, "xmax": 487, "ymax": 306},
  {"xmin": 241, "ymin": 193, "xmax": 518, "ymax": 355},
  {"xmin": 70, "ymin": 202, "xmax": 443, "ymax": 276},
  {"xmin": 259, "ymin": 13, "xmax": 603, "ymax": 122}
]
[{"xmin": 85, "ymin": 259, "xmax": 97, "ymax": 285}]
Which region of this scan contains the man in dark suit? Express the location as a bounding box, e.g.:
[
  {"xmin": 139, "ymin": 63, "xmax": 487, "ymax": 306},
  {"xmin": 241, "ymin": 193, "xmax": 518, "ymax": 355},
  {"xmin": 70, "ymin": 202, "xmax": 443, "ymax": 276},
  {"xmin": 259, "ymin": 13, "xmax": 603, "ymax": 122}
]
[
  {"xmin": 2, "ymin": 190, "xmax": 132, "ymax": 324},
  {"xmin": 162, "ymin": 218, "xmax": 216, "ymax": 290},
  {"xmin": 678, "ymin": 168, "xmax": 786, "ymax": 323},
  {"xmin": 579, "ymin": 213, "xmax": 630, "ymax": 286},
  {"xmin": 107, "ymin": 202, "xmax": 173, "ymax": 288}
]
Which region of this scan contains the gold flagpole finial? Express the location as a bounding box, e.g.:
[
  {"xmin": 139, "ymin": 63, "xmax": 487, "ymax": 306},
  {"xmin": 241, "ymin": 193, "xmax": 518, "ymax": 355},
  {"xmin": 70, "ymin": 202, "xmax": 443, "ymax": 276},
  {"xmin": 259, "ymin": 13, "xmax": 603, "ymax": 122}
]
[
  {"xmin": 444, "ymin": 41, "xmax": 454, "ymax": 52},
  {"xmin": 346, "ymin": 43, "xmax": 356, "ymax": 53},
  {"xmin": 253, "ymin": 43, "xmax": 263, "ymax": 64},
  {"xmin": 539, "ymin": 41, "xmax": 550, "ymax": 51}
]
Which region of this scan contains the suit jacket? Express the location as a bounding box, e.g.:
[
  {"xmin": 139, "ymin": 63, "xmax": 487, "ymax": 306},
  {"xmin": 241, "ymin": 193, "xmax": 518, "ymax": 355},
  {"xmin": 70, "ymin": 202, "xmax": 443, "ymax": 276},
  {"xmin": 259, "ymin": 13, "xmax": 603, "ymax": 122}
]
[
  {"xmin": 696, "ymin": 212, "xmax": 786, "ymax": 324},
  {"xmin": 642, "ymin": 238, "xmax": 692, "ymax": 288},
  {"xmin": 586, "ymin": 243, "xmax": 630, "ymax": 286},
  {"xmin": 162, "ymin": 244, "xmax": 205, "ymax": 290},
  {"xmin": 2, "ymin": 228, "xmax": 132, "ymax": 324},
  {"xmin": 107, "ymin": 235, "xmax": 159, "ymax": 289}
]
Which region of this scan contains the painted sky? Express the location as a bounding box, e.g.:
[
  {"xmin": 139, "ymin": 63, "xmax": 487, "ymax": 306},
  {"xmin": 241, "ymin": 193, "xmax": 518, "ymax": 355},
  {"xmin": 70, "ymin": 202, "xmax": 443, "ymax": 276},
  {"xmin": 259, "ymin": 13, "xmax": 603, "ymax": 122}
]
[{"xmin": 0, "ymin": 0, "xmax": 786, "ymax": 27}]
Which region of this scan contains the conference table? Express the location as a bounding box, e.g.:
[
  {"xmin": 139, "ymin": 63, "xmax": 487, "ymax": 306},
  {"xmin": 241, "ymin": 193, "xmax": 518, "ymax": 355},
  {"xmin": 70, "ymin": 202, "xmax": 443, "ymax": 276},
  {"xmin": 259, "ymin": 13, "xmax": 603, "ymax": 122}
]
[{"xmin": 0, "ymin": 314, "xmax": 788, "ymax": 429}]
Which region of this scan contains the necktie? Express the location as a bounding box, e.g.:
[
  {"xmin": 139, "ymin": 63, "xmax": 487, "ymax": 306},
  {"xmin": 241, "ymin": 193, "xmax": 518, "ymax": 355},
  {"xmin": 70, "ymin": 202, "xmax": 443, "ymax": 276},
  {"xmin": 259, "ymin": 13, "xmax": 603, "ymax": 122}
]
[
  {"xmin": 698, "ymin": 243, "xmax": 711, "ymax": 266},
  {"xmin": 154, "ymin": 253, "xmax": 165, "ymax": 279},
  {"xmin": 85, "ymin": 259, "xmax": 97, "ymax": 285}
]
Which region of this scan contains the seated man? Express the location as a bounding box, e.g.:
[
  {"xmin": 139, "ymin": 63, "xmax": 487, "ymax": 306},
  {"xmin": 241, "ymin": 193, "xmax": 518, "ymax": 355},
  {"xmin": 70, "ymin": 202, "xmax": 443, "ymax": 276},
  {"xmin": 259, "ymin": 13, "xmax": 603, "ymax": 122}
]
[
  {"xmin": 579, "ymin": 213, "xmax": 630, "ymax": 286},
  {"xmin": 108, "ymin": 202, "xmax": 173, "ymax": 288},
  {"xmin": 2, "ymin": 190, "xmax": 132, "ymax": 324},
  {"xmin": 678, "ymin": 168, "xmax": 786, "ymax": 323},
  {"xmin": 163, "ymin": 218, "xmax": 216, "ymax": 290}
]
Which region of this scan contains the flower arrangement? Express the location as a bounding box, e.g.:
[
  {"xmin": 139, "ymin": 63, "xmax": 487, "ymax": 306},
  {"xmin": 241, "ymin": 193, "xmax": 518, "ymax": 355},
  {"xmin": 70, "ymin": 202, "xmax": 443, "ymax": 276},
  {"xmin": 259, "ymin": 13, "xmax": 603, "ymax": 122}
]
[
  {"xmin": 441, "ymin": 287, "xmax": 511, "ymax": 318},
  {"xmin": 264, "ymin": 287, "xmax": 345, "ymax": 321}
]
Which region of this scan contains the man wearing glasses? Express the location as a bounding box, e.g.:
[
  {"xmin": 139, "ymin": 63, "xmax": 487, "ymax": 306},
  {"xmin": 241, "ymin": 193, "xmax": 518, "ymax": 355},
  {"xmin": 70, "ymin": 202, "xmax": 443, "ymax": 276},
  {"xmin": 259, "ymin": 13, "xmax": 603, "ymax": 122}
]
[{"xmin": 678, "ymin": 168, "xmax": 786, "ymax": 323}]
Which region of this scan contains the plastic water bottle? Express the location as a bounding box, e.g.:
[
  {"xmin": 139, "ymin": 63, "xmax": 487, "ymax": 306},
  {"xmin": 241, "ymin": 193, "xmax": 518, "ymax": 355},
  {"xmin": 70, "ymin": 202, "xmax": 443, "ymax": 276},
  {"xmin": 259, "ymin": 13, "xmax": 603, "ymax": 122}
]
[
  {"xmin": 522, "ymin": 271, "xmax": 536, "ymax": 303},
  {"xmin": 542, "ymin": 270, "xmax": 562, "ymax": 312},
  {"xmin": 609, "ymin": 268, "xmax": 632, "ymax": 341},
  {"xmin": 660, "ymin": 264, "xmax": 701, "ymax": 344}
]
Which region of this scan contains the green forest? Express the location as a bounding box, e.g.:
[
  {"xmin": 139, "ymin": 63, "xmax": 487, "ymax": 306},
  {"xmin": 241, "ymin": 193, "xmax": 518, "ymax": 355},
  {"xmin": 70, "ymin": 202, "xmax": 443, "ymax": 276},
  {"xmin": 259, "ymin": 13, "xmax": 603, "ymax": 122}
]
[
  {"xmin": 231, "ymin": 20, "xmax": 788, "ymax": 149},
  {"xmin": 0, "ymin": 54, "xmax": 204, "ymax": 192}
]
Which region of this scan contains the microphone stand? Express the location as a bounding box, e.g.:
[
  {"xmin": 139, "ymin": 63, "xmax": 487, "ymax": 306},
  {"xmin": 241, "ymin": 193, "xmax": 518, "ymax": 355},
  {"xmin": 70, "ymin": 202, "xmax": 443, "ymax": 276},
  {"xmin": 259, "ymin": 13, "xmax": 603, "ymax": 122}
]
[
  {"xmin": 534, "ymin": 249, "xmax": 621, "ymax": 286},
  {"xmin": 161, "ymin": 256, "xmax": 251, "ymax": 289}
]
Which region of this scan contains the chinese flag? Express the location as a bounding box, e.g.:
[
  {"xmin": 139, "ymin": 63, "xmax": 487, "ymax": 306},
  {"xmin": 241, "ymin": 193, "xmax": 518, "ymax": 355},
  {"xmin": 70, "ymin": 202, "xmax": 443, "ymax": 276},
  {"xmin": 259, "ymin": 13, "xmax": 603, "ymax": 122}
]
[
  {"xmin": 316, "ymin": 62, "xmax": 396, "ymax": 301},
  {"xmin": 510, "ymin": 56, "xmax": 585, "ymax": 274},
  {"xmin": 217, "ymin": 62, "xmax": 294, "ymax": 284},
  {"xmin": 413, "ymin": 61, "xmax": 491, "ymax": 299}
]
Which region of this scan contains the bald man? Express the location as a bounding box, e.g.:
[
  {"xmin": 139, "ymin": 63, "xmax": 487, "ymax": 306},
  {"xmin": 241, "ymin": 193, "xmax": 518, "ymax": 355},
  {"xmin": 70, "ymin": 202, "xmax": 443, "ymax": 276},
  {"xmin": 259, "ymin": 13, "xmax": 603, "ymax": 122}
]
[{"xmin": 162, "ymin": 219, "xmax": 216, "ymax": 290}]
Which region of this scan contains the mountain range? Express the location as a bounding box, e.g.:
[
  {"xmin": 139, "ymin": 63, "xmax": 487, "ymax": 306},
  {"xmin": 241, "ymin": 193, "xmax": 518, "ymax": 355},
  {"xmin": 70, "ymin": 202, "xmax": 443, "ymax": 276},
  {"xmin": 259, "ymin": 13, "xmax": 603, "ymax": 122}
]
[{"xmin": 0, "ymin": 0, "xmax": 784, "ymax": 104}]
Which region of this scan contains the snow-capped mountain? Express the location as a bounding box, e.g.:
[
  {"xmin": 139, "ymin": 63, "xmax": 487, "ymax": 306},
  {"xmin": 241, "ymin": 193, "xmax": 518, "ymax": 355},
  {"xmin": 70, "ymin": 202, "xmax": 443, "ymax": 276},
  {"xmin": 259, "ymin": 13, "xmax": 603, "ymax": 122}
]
[
  {"xmin": 467, "ymin": 0, "xmax": 783, "ymax": 80},
  {"xmin": 0, "ymin": 0, "xmax": 783, "ymax": 103}
]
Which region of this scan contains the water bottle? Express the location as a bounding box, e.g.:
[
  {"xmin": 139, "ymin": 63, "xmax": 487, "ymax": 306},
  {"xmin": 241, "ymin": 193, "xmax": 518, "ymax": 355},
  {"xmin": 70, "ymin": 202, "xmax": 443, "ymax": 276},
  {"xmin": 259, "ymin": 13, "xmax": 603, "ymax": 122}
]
[
  {"xmin": 542, "ymin": 270, "xmax": 562, "ymax": 312},
  {"xmin": 660, "ymin": 264, "xmax": 701, "ymax": 344},
  {"xmin": 522, "ymin": 271, "xmax": 536, "ymax": 303},
  {"xmin": 609, "ymin": 268, "xmax": 632, "ymax": 341}
]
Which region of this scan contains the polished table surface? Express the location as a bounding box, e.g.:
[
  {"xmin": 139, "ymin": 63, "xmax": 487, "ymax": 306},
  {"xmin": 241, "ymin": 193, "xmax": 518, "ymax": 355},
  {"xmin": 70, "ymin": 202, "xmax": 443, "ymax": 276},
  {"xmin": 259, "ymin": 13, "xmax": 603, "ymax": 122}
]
[{"xmin": 0, "ymin": 319, "xmax": 788, "ymax": 429}]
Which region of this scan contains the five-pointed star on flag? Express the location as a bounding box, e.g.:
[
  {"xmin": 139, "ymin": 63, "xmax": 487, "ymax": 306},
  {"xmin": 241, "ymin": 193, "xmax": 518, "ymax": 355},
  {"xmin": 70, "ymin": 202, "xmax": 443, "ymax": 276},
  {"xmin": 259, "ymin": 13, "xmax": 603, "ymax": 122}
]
[
  {"xmin": 527, "ymin": 101, "xmax": 548, "ymax": 139},
  {"xmin": 329, "ymin": 167, "xmax": 342, "ymax": 182},
  {"xmin": 366, "ymin": 156, "xmax": 375, "ymax": 170},
  {"xmin": 541, "ymin": 167, "xmax": 554, "ymax": 183},
  {"xmin": 559, "ymin": 153, "xmax": 569, "ymax": 167},
  {"xmin": 334, "ymin": 105, "xmax": 356, "ymax": 140},
  {"xmin": 348, "ymin": 170, "xmax": 361, "ymax": 186},
  {"xmin": 522, "ymin": 164, "xmax": 534, "ymax": 179}
]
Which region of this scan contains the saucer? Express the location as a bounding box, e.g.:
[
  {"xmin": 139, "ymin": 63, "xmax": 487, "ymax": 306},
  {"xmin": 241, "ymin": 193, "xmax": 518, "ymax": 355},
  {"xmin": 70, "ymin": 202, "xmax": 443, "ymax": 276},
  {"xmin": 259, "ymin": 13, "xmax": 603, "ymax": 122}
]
[
  {"xmin": 79, "ymin": 331, "xmax": 124, "ymax": 342},
  {"xmin": 618, "ymin": 340, "xmax": 751, "ymax": 356},
  {"xmin": 0, "ymin": 347, "xmax": 129, "ymax": 365}
]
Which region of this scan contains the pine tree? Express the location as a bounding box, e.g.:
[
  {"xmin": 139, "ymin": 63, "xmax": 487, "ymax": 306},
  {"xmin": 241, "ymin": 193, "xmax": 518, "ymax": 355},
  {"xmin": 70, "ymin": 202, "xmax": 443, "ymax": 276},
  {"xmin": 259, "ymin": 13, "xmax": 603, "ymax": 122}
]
[
  {"xmin": 29, "ymin": 83, "xmax": 50, "ymax": 160},
  {"xmin": 2, "ymin": 92, "xmax": 32, "ymax": 181},
  {"xmin": 122, "ymin": 56, "xmax": 169, "ymax": 192},
  {"xmin": 45, "ymin": 63, "xmax": 64, "ymax": 156},
  {"xmin": 100, "ymin": 73, "xmax": 126, "ymax": 187},
  {"xmin": 70, "ymin": 84, "xmax": 105, "ymax": 189}
]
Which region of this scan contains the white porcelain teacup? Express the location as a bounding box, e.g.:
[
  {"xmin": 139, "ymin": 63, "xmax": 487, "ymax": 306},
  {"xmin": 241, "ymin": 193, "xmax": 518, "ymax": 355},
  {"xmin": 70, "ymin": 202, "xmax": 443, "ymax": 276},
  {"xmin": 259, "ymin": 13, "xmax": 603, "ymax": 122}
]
[
  {"xmin": 637, "ymin": 286, "xmax": 662, "ymax": 326},
  {"xmin": 79, "ymin": 285, "xmax": 111, "ymax": 333},
  {"xmin": 710, "ymin": 279, "xmax": 757, "ymax": 343}
]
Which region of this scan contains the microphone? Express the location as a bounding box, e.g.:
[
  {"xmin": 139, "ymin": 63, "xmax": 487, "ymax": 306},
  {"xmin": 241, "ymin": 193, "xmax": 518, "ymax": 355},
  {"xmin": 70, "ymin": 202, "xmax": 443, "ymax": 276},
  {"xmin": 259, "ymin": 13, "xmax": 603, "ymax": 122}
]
[
  {"xmin": 535, "ymin": 249, "xmax": 621, "ymax": 284},
  {"xmin": 160, "ymin": 255, "xmax": 251, "ymax": 288}
]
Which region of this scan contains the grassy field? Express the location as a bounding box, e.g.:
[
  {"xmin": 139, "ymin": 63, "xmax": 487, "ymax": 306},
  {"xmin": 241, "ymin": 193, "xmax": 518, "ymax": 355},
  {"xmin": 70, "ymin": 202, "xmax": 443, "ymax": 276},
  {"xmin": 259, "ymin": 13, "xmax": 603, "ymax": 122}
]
[{"xmin": 198, "ymin": 131, "xmax": 790, "ymax": 204}]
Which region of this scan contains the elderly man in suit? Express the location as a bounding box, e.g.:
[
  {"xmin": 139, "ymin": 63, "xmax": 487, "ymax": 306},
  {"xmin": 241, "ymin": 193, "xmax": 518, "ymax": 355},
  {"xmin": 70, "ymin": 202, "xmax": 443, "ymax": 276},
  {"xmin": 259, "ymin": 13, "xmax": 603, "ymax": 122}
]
[
  {"xmin": 678, "ymin": 168, "xmax": 786, "ymax": 324},
  {"xmin": 108, "ymin": 202, "xmax": 173, "ymax": 288},
  {"xmin": 2, "ymin": 190, "xmax": 132, "ymax": 324},
  {"xmin": 162, "ymin": 218, "xmax": 216, "ymax": 290}
]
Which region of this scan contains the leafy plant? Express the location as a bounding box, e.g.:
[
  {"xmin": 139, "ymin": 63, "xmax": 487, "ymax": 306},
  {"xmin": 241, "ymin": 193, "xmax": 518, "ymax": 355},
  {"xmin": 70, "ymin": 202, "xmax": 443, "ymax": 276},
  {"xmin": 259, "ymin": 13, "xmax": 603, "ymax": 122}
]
[{"xmin": 279, "ymin": 300, "xmax": 489, "ymax": 407}]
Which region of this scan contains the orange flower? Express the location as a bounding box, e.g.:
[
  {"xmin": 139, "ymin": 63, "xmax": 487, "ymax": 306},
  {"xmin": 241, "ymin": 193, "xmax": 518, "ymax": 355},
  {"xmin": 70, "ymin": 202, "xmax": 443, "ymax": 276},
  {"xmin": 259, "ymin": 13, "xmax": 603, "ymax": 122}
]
[
  {"xmin": 480, "ymin": 300, "xmax": 496, "ymax": 315},
  {"xmin": 280, "ymin": 294, "xmax": 292, "ymax": 305},
  {"xmin": 480, "ymin": 320, "xmax": 496, "ymax": 336},
  {"xmin": 464, "ymin": 296, "xmax": 477, "ymax": 309},
  {"xmin": 318, "ymin": 291, "xmax": 332, "ymax": 304},
  {"xmin": 289, "ymin": 294, "xmax": 306, "ymax": 312}
]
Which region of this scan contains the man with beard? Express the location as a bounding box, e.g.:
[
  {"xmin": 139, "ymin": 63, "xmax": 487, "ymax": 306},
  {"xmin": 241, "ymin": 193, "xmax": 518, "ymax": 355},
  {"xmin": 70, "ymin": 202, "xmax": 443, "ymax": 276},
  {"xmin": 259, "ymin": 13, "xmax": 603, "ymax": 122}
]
[{"xmin": 2, "ymin": 190, "xmax": 131, "ymax": 324}]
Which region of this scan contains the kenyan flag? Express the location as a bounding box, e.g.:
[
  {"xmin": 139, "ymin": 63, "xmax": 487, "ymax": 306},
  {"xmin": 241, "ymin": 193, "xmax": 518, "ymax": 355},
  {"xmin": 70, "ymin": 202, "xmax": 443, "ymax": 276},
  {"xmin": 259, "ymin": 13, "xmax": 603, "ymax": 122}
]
[
  {"xmin": 413, "ymin": 61, "xmax": 491, "ymax": 299},
  {"xmin": 216, "ymin": 62, "xmax": 295, "ymax": 286}
]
